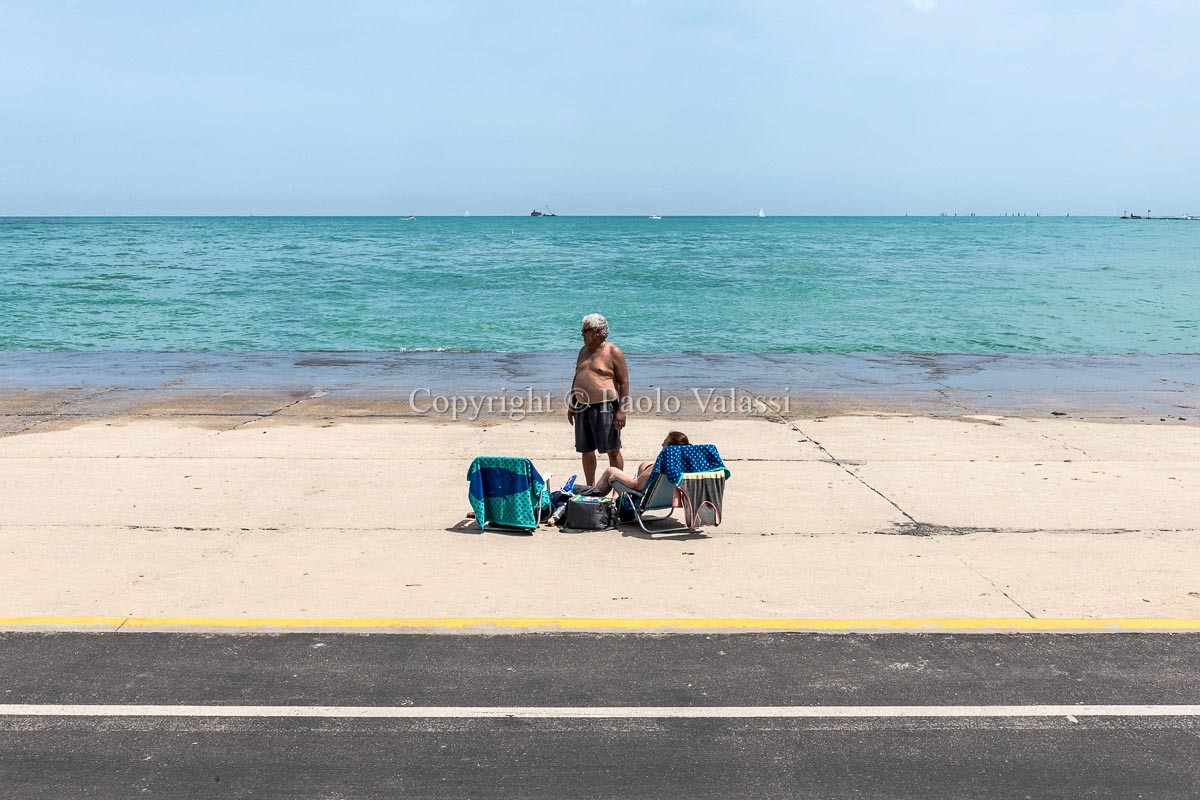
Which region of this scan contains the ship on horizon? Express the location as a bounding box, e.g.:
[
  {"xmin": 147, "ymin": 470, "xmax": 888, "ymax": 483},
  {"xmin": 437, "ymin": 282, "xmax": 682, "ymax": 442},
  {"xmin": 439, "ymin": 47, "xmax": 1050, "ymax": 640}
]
[{"xmin": 1122, "ymin": 210, "xmax": 1198, "ymax": 220}]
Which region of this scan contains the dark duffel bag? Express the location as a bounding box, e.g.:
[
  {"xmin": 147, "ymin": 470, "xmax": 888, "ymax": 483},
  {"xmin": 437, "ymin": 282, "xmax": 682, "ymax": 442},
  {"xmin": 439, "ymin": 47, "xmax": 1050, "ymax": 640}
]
[
  {"xmin": 563, "ymin": 495, "xmax": 616, "ymax": 530},
  {"xmin": 615, "ymin": 494, "xmax": 637, "ymax": 524}
]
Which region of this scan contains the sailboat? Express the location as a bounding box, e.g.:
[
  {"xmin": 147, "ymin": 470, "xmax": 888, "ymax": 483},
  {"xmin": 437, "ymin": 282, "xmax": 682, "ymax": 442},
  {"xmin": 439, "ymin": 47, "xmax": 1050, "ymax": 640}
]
[
  {"xmin": 757, "ymin": 208, "xmax": 766, "ymax": 218},
  {"xmin": 648, "ymin": 210, "xmax": 662, "ymax": 220},
  {"xmin": 464, "ymin": 210, "xmax": 470, "ymax": 217}
]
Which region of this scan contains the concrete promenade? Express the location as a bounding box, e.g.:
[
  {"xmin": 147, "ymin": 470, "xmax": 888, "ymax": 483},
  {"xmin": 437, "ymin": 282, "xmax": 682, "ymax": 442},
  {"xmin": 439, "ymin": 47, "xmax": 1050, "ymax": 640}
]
[{"xmin": 1, "ymin": 402, "xmax": 1197, "ymax": 631}]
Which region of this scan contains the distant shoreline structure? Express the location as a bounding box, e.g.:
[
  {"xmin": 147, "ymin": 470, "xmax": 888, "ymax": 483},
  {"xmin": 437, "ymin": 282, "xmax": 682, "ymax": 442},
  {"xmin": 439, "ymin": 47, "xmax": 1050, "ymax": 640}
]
[{"xmin": 1121, "ymin": 210, "xmax": 1198, "ymax": 221}]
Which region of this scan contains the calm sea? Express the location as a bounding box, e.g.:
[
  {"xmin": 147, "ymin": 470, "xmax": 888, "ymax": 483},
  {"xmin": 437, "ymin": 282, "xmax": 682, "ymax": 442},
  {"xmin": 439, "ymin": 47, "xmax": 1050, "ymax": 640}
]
[{"xmin": 1, "ymin": 216, "xmax": 1197, "ymax": 353}]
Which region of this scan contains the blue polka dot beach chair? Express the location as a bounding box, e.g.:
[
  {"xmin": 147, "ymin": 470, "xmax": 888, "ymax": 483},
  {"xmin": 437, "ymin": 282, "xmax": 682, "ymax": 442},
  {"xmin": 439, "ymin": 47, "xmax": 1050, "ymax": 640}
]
[
  {"xmin": 612, "ymin": 444, "xmax": 730, "ymax": 533},
  {"xmin": 467, "ymin": 456, "xmax": 552, "ymax": 532}
]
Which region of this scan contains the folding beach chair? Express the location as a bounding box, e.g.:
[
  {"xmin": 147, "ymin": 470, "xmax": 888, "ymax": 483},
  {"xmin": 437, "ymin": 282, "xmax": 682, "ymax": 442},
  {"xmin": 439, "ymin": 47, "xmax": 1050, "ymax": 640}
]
[
  {"xmin": 612, "ymin": 444, "xmax": 730, "ymax": 533},
  {"xmin": 467, "ymin": 456, "xmax": 552, "ymax": 532}
]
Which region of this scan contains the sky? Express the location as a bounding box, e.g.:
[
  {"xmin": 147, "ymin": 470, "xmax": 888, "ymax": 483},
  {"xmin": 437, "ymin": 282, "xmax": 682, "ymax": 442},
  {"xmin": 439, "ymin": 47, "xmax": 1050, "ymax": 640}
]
[{"xmin": 1, "ymin": 0, "xmax": 1197, "ymax": 216}]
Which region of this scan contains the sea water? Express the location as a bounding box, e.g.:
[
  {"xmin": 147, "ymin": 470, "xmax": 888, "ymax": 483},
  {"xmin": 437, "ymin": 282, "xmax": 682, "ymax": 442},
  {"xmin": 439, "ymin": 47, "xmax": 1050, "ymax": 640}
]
[{"xmin": 1, "ymin": 216, "xmax": 1197, "ymax": 353}]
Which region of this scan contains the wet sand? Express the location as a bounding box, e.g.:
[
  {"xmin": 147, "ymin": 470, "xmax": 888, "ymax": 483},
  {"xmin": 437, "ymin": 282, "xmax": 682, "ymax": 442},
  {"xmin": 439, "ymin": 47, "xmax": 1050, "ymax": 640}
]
[{"xmin": 1, "ymin": 351, "xmax": 1197, "ymax": 431}]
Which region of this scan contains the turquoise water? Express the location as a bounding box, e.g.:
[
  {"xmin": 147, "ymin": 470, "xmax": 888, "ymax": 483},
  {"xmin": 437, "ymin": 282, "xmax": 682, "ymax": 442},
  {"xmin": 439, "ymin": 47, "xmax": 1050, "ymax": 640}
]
[{"xmin": 1, "ymin": 216, "xmax": 1197, "ymax": 353}]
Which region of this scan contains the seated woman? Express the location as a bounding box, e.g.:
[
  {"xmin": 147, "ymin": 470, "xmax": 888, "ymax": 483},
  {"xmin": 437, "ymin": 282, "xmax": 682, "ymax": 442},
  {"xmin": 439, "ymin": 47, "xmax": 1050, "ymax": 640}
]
[{"xmin": 588, "ymin": 431, "xmax": 689, "ymax": 496}]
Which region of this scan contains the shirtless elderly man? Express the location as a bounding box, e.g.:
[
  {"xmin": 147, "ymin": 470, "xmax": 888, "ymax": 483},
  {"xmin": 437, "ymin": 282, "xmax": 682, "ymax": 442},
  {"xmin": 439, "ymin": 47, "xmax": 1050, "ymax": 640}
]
[{"xmin": 567, "ymin": 313, "xmax": 629, "ymax": 486}]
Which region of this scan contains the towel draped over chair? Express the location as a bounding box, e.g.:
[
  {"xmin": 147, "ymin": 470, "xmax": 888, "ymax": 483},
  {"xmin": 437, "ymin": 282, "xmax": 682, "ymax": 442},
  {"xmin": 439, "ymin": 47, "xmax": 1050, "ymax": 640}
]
[
  {"xmin": 467, "ymin": 456, "xmax": 550, "ymax": 531},
  {"xmin": 615, "ymin": 444, "xmax": 730, "ymax": 531}
]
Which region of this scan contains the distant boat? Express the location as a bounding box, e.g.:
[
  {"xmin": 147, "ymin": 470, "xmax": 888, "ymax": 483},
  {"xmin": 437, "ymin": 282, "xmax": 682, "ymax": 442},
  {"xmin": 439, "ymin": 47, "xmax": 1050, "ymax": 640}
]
[
  {"xmin": 648, "ymin": 214, "xmax": 662, "ymax": 220},
  {"xmin": 757, "ymin": 208, "xmax": 766, "ymax": 218},
  {"xmin": 406, "ymin": 215, "xmax": 416, "ymax": 221},
  {"xmin": 530, "ymin": 209, "xmax": 557, "ymax": 217},
  {"xmin": 464, "ymin": 210, "xmax": 470, "ymax": 217}
]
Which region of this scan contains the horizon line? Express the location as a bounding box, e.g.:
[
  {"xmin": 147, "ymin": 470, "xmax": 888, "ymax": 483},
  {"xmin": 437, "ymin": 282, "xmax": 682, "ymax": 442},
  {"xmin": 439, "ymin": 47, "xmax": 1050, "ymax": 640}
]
[{"xmin": 0, "ymin": 213, "xmax": 1113, "ymax": 219}]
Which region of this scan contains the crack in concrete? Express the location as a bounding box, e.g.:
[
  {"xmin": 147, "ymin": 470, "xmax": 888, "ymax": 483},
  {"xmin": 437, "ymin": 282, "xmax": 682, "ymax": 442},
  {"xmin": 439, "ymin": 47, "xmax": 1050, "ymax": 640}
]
[
  {"xmin": 774, "ymin": 415, "xmax": 918, "ymax": 525},
  {"xmin": 1034, "ymin": 424, "xmax": 1091, "ymax": 457},
  {"xmin": 876, "ymin": 522, "xmax": 1169, "ymax": 537},
  {"xmin": 729, "ymin": 457, "xmax": 822, "ymax": 463},
  {"xmin": 0, "ymin": 388, "xmax": 123, "ymax": 439},
  {"xmin": 0, "ymin": 522, "xmax": 1193, "ymax": 536},
  {"xmin": 952, "ymin": 554, "xmax": 1036, "ymax": 619},
  {"xmin": 218, "ymin": 394, "xmax": 319, "ymax": 433}
]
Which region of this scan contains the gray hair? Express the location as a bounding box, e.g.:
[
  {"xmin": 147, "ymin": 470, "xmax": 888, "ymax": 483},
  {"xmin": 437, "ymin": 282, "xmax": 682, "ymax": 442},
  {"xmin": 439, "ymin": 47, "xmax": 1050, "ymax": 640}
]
[{"xmin": 581, "ymin": 313, "xmax": 609, "ymax": 337}]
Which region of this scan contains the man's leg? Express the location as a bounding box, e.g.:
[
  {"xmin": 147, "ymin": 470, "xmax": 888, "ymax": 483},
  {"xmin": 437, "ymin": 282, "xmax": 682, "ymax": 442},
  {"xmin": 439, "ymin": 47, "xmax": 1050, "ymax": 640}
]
[
  {"xmin": 575, "ymin": 406, "xmax": 597, "ymax": 485},
  {"xmin": 581, "ymin": 450, "xmax": 598, "ymax": 486},
  {"xmin": 599, "ymin": 402, "xmax": 624, "ymax": 473}
]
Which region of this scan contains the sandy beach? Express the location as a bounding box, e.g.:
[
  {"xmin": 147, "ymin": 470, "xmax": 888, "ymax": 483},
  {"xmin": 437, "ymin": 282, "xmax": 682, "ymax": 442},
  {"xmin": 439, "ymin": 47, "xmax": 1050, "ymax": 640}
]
[{"xmin": 2, "ymin": 372, "xmax": 1197, "ymax": 631}]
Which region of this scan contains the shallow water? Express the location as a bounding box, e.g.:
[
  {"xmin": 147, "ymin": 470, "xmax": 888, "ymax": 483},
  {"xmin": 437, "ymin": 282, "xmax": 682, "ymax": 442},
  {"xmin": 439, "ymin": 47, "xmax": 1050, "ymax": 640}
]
[{"xmin": 1, "ymin": 351, "xmax": 1196, "ymax": 421}]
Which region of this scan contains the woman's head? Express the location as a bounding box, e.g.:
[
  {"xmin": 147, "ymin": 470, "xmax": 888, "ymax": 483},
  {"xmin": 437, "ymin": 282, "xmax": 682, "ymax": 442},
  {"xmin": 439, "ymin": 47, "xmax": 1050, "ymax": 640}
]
[{"xmin": 662, "ymin": 431, "xmax": 689, "ymax": 447}]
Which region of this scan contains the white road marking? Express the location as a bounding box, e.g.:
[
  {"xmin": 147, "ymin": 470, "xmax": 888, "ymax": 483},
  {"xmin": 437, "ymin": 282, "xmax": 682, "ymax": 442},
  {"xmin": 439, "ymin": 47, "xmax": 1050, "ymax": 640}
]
[{"xmin": 0, "ymin": 705, "xmax": 1197, "ymax": 719}]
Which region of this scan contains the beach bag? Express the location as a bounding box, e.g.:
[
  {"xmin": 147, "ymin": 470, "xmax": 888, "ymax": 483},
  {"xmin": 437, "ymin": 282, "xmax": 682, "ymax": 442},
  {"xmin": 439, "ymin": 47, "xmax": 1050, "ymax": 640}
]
[
  {"xmin": 616, "ymin": 494, "xmax": 637, "ymax": 524},
  {"xmin": 564, "ymin": 496, "xmax": 616, "ymax": 530}
]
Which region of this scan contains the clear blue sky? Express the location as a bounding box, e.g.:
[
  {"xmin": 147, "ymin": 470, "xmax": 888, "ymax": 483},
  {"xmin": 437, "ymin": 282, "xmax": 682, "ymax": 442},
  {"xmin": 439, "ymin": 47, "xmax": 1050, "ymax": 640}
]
[{"xmin": 2, "ymin": 1, "xmax": 1197, "ymax": 216}]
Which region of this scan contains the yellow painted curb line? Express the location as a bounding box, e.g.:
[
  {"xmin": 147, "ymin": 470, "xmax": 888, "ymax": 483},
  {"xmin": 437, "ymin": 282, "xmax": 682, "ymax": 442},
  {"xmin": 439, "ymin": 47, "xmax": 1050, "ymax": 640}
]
[{"xmin": 1, "ymin": 617, "xmax": 1200, "ymax": 633}]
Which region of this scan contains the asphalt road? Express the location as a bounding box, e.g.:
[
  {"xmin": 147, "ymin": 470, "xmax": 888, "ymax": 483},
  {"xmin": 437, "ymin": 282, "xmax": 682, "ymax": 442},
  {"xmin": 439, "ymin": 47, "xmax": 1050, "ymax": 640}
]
[{"xmin": 0, "ymin": 632, "xmax": 1197, "ymax": 798}]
